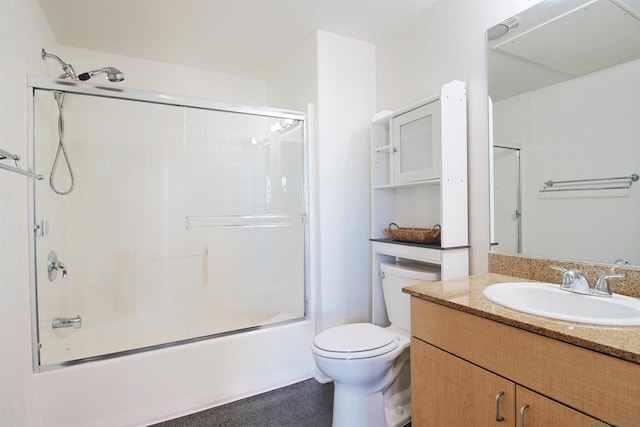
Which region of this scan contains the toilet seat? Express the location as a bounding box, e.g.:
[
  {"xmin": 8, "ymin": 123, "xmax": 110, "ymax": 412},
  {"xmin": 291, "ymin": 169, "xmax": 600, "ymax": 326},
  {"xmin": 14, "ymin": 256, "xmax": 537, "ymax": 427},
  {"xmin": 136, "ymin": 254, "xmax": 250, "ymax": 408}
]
[{"xmin": 312, "ymin": 323, "xmax": 399, "ymax": 360}]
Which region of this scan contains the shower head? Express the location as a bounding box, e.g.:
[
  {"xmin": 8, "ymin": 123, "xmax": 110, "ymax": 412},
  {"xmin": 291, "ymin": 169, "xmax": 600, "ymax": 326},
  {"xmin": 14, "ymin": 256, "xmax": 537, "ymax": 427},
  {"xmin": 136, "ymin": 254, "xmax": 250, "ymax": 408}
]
[
  {"xmin": 78, "ymin": 67, "xmax": 125, "ymax": 82},
  {"xmin": 41, "ymin": 48, "xmax": 125, "ymax": 82},
  {"xmin": 41, "ymin": 48, "xmax": 78, "ymax": 80}
]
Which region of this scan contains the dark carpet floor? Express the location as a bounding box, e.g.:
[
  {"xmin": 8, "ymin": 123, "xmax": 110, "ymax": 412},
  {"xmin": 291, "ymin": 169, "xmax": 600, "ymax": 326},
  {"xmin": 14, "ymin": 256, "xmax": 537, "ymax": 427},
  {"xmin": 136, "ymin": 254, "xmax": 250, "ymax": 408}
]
[{"xmin": 151, "ymin": 379, "xmax": 334, "ymax": 427}]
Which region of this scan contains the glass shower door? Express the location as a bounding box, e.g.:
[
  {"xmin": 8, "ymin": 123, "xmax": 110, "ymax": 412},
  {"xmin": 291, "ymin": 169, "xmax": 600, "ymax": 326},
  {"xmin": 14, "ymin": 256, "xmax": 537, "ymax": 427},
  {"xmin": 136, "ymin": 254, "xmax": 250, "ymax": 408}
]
[
  {"xmin": 493, "ymin": 146, "xmax": 522, "ymax": 254},
  {"xmin": 31, "ymin": 87, "xmax": 307, "ymax": 368}
]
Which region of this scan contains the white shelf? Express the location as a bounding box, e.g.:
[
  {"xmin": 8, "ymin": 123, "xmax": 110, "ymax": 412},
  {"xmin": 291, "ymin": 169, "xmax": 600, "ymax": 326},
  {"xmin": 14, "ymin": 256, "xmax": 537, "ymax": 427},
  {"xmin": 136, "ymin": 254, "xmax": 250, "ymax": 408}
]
[
  {"xmin": 372, "ymin": 178, "xmax": 440, "ymax": 190},
  {"xmin": 375, "ymin": 145, "xmax": 392, "ymax": 153},
  {"xmin": 370, "ymin": 80, "xmax": 469, "ymax": 325}
]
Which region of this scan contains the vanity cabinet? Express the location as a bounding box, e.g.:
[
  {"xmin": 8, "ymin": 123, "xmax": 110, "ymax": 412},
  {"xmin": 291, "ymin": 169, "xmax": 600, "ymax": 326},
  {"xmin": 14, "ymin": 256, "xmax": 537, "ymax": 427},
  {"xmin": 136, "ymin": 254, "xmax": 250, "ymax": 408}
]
[
  {"xmin": 410, "ymin": 298, "xmax": 640, "ymax": 426},
  {"xmin": 412, "ymin": 340, "xmax": 605, "ymax": 426},
  {"xmin": 370, "ymin": 81, "xmax": 469, "ymax": 325}
]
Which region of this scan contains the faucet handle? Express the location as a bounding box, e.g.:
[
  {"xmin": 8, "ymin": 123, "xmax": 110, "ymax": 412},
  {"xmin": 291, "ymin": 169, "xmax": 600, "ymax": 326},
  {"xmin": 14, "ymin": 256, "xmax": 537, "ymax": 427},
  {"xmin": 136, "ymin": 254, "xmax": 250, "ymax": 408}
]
[
  {"xmin": 593, "ymin": 273, "xmax": 624, "ymax": 297},
  {"xmin": 550, "ymin": 265, "xmax": 580, "ymax": 290},
  {"xmin": 47, "ymin": 250, "xmax": 68, "ymax": 281},
  {"xmin": 550, "ymin": 265, "xmax": 592, "ymax": 293},
  {"xmin": 550, "ymin": 265, "xmax": 568, "ymax": 273}
]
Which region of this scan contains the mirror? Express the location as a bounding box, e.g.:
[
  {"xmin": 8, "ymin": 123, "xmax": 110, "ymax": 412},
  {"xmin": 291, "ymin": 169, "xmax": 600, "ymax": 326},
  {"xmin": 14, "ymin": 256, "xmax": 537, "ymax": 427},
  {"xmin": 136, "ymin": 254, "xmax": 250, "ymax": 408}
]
[{"xmin": 487, "ymin": 0, "xmax": 640, "ymax": 266}]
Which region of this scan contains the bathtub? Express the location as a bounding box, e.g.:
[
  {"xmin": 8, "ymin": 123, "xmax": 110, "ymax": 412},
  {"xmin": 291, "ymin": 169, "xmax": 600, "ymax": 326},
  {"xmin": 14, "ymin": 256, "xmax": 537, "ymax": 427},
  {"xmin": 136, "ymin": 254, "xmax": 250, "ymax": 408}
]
[
  {"xmin": 40, "ymin": 302, "xmax": 305, "ymax": 367},
  {"xmin": 33, "ymin": 317, "xmax": 315, "ymax": 427}
]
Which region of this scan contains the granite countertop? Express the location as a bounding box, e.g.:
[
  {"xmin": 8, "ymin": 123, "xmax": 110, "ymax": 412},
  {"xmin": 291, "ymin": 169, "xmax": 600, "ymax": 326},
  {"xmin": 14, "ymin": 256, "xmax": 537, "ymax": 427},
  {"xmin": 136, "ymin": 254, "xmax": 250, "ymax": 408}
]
[{"xmin": 403, "ymin": 273, "xmax": 640, "ymax": 365}]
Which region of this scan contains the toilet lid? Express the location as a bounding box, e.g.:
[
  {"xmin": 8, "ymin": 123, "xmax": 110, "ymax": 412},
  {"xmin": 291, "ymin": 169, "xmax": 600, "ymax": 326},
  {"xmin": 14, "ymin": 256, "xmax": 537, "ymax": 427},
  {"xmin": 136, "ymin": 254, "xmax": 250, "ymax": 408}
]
[{"xmin": 312, "ymin": 323, "xmax": 399, "ymax": 359}]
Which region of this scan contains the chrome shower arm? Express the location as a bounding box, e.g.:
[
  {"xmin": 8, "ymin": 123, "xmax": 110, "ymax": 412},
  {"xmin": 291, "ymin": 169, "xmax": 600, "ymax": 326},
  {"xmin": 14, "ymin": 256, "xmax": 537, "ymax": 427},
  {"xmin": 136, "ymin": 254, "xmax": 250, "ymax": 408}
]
[{"xmin": 41, "ymin": 49, "xmax": 78, "ymax": 80}]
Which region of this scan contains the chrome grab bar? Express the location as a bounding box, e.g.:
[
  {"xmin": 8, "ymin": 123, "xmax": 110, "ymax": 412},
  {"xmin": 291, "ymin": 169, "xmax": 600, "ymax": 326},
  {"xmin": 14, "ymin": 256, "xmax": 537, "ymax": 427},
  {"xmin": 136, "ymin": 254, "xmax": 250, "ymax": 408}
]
[
  {"xmin": 52, "ymin": 315, "xmax": 81, "ymax": 329},
  {"xmin": 541, "ymin": 173, "xmax": 638, "ymax": 192},
  {"xmin": 0, "ymin": 148, "xmax": 43, "ymax": 180},
  {"xmin": 0, "ymin": 147, "xmax": 20, "ymax": 161}
]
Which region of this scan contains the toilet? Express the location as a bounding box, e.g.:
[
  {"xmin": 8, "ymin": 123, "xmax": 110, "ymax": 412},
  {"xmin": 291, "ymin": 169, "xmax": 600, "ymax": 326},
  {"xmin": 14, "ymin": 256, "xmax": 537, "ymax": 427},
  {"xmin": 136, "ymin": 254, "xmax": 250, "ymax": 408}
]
[{"xmin": 311, "ymin": 261, "xmax": 441, "ymax": 427}]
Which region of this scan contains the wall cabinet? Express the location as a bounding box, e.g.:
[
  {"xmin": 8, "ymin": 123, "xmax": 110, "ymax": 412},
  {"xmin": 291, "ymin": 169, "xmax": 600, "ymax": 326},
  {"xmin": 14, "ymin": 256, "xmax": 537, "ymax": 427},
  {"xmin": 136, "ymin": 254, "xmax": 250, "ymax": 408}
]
[
  {"xmin": 391, "ymin": 101, "xmax": 441, "ymax": 184},
  {"xmin": 410, "ymin": 298, "xmax": 639, "ymax": 427},
  {"xmin": 370, "ymin": 81, "xmax": 469, "ymax": 325}
]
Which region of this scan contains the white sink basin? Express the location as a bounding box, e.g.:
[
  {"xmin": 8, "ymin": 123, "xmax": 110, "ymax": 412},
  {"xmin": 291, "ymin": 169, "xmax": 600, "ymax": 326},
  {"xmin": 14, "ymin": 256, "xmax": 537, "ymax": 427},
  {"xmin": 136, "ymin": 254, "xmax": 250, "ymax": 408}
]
[{"xmin": 483, "ymin": 282, "xmax": 640, "ymax": 326}]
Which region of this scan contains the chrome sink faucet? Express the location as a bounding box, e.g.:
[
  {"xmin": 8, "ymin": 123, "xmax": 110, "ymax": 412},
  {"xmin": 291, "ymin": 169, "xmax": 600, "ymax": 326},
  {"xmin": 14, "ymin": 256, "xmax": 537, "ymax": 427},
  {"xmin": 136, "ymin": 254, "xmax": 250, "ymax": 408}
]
[{"xmin": 550, "ymin": 265, "xmax": 624, "ymax": 297}]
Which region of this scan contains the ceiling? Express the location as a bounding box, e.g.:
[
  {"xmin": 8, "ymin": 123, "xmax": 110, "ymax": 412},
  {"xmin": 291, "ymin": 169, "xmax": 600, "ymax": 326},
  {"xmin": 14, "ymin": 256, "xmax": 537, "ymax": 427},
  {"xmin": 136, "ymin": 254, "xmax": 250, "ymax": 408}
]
[{"xmin": 39, "ymin": 0, "xmax": 437, "ymax": 80}]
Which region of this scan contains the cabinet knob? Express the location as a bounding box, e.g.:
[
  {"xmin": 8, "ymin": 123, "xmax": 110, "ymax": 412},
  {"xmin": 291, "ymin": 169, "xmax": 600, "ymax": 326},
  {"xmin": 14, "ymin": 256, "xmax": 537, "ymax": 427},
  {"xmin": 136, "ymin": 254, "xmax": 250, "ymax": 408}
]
[
  {"xmin": 495, "ymin": 391, "xmax": 505, "ymax": 422},
  {"xmin": 519, "ymin": 404, "xmax": 530, "ymax": 427}
]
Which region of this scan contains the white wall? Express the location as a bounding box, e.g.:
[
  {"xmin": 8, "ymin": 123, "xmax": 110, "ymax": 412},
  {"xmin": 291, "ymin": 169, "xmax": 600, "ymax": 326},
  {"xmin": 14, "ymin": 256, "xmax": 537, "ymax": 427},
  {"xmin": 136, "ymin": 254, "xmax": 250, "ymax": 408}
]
[
  {"xmin": 315, "ymin": 31, "xmax": 376, "ymax": 330},
  {"xmin": 0, "ymin": 2, "xmax": 59, "ymax": 425},
  {"xmin": 493, "ymin": 59, "xmax": 640, "ymax": 264},
  {"xmin": 267, "ymin": 34, "xmax": 318, "ymax": 113},
  {"xmin": 375, "ymin": 0, "xmax": 541, "ymax": 274},
  {"xmin": 49, "ymin": 46, "xmax": 268, "ymax": 106}
]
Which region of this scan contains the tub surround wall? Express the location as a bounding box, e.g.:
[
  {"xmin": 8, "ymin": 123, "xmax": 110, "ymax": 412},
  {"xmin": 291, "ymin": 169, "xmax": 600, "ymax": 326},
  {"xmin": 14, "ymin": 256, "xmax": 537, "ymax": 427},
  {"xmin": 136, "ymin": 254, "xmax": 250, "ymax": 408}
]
[{"xmin": 488, "ymin": 252, "xmax": 640, "ymax": 298}]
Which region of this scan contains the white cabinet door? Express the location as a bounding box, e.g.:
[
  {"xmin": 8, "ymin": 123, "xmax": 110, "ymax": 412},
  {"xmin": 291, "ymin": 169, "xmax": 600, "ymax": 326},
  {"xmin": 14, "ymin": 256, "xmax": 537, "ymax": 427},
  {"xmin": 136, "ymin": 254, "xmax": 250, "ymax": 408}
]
[{"xmin": 391, "ymin": 101, "xmax": 441, "ymax": 184}]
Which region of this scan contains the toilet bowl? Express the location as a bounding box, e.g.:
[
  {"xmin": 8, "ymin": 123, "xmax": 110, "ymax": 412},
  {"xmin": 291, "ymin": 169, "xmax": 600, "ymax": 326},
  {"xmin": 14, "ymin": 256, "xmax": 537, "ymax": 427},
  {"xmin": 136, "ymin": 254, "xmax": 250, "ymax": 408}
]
[{"xmin": 312, "ymin": 261, "xmax": 440, "ymax": 427}]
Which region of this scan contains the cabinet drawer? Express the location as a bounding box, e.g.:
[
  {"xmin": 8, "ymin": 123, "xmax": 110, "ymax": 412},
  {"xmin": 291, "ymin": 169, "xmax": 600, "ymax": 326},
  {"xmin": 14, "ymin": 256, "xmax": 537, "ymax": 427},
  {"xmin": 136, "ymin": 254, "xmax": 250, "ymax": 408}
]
[{"xmin": 411, "ymin": 297, "xmax": 640, "ymax": 425}]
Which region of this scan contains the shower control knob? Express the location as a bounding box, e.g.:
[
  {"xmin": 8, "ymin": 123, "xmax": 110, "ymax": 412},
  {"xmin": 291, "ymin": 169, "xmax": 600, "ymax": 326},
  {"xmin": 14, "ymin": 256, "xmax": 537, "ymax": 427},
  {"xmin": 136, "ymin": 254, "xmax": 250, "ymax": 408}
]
[{"xmin": 47, "ymin": 250, "xmax": 68, "ymax": 281}]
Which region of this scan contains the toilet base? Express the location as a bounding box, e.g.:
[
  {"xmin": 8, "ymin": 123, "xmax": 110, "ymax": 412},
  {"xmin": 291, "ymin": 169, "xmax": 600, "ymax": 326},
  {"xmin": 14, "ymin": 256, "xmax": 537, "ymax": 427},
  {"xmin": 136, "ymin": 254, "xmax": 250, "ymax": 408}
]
[
  {"xmin": 327, "ymin": 347, "xmax": 411, "ymax": 427},
  {"xmin": 384, "ymin": 389, "xmax": 411, "ymax": 427},
  {"xmin": 333, "ymin": 385, "xmax": 386, "ymax": 427},
  {"xmin": 331, "ymin": 382, "xmax": 411, "ymax": 427}
]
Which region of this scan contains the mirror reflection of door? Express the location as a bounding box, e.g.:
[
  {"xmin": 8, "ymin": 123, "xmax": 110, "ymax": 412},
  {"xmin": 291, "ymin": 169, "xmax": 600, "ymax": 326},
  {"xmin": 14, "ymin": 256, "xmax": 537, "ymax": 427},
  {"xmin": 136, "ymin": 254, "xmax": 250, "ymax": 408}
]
[{"xmin": 493, "ymin": 146, "xmax": 521, "ymax": 254}]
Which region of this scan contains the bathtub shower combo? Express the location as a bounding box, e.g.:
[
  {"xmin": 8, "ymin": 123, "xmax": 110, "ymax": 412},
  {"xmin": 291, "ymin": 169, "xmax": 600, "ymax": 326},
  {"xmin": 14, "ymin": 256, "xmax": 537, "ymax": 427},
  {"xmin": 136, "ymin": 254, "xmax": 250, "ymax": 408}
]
[{"xmin": 28, "ymin": 56, "xmax": 308, "ymax": 370}]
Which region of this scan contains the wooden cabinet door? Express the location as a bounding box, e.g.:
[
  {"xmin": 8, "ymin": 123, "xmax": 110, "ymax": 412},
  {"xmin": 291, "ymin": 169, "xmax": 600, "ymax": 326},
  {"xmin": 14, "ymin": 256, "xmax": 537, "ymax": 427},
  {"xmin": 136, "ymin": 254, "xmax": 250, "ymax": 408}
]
[
  {"xmin": 411, "ymin": 338, "xmax": 515, "ymax": 426},
  {"xmin": 516, "ymin": 386, "xmax": 607, "ymax": 427}
]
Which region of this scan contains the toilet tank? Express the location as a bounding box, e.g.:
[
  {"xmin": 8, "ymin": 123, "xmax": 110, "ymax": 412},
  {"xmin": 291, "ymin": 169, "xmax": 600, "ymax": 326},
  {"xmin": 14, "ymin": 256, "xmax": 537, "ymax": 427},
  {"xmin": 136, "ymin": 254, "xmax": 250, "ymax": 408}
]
[{"xmin": 380, "ymin": 261, "xmax": 441, "ymax": 332}]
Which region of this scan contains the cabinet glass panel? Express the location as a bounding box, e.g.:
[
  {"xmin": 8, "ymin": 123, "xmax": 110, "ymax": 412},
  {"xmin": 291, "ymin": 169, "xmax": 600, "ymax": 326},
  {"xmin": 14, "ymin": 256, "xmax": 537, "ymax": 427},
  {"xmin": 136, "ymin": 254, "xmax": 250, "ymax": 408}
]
[
  {"xmin": 391, "ymin": 101, "xmax": 441, "ymax": 184},
  {"xmin": 399, "ymin": 114, "xmax": 432, "ymax": 173}
]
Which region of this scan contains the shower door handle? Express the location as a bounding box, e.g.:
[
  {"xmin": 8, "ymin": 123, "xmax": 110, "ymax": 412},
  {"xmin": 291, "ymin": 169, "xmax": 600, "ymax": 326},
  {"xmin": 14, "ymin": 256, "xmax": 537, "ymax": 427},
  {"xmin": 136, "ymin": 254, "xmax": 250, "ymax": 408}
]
[{"xmin": 52, "ymin": 315, "xmax": 81, "ymax": 329}]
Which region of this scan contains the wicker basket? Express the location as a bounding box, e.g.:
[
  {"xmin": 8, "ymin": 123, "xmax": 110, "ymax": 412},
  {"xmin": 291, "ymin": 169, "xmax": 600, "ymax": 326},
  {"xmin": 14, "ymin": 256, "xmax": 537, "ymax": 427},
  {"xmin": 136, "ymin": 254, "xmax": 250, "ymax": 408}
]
[{"xmin": 383, "ymin": 223, "xmax": 441, "ymax": 245}]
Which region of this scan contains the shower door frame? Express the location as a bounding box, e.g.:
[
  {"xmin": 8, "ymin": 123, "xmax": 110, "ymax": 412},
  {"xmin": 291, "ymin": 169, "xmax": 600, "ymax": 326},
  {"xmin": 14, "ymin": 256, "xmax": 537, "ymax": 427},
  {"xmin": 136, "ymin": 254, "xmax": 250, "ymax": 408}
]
[
  {"xmin": 26, "ymin": 76, "xmax": 310, "ymax": 371},
  {"xmin": 492, "ymin": 145, "xmax": 523, "ymax": 254}
]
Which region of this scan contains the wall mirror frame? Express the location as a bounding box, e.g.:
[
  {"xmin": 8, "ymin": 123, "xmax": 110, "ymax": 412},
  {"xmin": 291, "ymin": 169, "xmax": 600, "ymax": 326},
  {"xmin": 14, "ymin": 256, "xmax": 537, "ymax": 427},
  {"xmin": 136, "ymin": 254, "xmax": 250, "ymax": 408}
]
[{"xmin": 487, "ymin": 0, "xmax": 640, "ymax": 266}]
